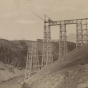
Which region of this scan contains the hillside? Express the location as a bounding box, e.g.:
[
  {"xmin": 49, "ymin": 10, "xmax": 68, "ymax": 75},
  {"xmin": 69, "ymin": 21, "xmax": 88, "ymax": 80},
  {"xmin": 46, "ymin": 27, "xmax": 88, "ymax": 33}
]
[
  {"xmin": 27, "ymin": 44, "xmax": 88, "ymax": 88},
  {"xmin": 0, "ymin": 39, "xmax": 76, "ymax": 68},
  {"xmin": 0, "ymin": 39, "xmax": 76, "ymax": 85},
  {"xmin": 0, "ymin": 39, "xmax": 27, "ymax": 68},
  {"xmin": 0, "ymin": 39, "xmax": 26, "ymax": 84}
]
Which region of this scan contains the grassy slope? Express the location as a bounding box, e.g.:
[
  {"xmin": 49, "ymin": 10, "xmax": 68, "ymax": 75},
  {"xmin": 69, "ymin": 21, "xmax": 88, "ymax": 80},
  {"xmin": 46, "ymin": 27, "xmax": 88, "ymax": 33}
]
[{"xmin": 27, "ymin": 44, "xmax": 88, "ymax": 88}]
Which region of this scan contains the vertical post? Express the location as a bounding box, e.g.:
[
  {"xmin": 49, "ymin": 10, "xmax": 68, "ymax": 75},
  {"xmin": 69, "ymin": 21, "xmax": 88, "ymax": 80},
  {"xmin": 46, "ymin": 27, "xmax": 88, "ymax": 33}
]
[
  {"xmin": 25, "ymin": 47, "xmax": 32, "ymax": 79},
  {"xmin": 42, "ymin": 15, "xmax": 47, "ymax": 67},
  {"xmin": 47, "ymin": 18, "xmax": 53, "ymax": 65},
  {"xmin": 76, "ymin": 19, "xmax": 83, "ymax": 47},
  {"xmin": 42, "ymin": 16, "xmax": 53, "ymax": 67},
  {"xmin": 37, "ymin": 39, "xmax": 43, "ymax": 70},
  {"xmin": 82, "ymin": 19, "xmax": 88, "ymax": 44},
  {"xmin": 59, "ymin": 21, "xmax": 67, "ymax": 59},
  {"xmin": 87, "ymin": 19, "xmax": 88, "ymax": 42},
  {"xmin": 32, "ymin": 42, "xmax": 39, "ymax": 73}
]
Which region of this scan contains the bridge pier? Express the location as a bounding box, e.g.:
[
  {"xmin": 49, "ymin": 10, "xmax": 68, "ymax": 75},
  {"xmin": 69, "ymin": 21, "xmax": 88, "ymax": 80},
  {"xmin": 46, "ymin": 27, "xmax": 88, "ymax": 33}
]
[
  {"xmin": 25, "ymin": 42, "xmax": 39, "ymax": 79},
  {"xmin": 76, "ymin": 19, "xmax": 88, "ymax": 47},
  {"xmin": 42, "ymin": 18, "xmax": 53, "ymax": 67},
  {"xmin": 59, "ymin": 23, "xmax": 67, "ymax": 58},
  {"xmin": 25, "ymin": 47, "xmax": 32, "ymax": 79}
]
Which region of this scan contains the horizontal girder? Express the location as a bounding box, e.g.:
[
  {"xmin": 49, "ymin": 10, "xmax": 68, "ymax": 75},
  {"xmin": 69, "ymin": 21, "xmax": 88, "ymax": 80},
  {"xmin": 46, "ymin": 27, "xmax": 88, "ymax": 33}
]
[{"xmin": 46, "ymin": 18, "xmax": 88, "ymax": 26}]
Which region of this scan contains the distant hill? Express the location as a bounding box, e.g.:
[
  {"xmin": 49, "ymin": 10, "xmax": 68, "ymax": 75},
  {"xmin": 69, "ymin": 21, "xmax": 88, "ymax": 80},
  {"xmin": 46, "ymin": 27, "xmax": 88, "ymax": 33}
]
[
  {"xmin": 67, "ymin": 33, "xmax": 76, "ymax": 43},
  {"xmin": 12, "ymin": 40, "xmax": 76, "ymax": 62},
  {"xmin": 0, "ymin": 39, "xmax": 26, "ymax": 68}
]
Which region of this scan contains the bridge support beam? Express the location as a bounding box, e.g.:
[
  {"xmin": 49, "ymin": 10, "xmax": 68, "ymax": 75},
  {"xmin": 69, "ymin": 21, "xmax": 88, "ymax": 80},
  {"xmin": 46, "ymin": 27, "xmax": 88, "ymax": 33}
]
[
  {"xmin": 32, "ymin": 42, "xmax": 39, "ymax": 73},
  {"xmin": 25, "ymin": 42, "xmax": 38, "ymax": 79},
  {"xmin": 25, "ymin": 47, "xmax": 32, "ymax": 79},
  {"xmin": 42, "ymin": 18, "xmax": 53, "ymax": 67},
  {"xmin": 76, "ymin": 19, "xmax": 88, "ymax": 47},
  {"xmin": 59, "ymin": 23, "xmax": 67, "ymax": 59},
  {"xmin": 42, "ymin": 18, "xmax": 88, "ymax": 67}
]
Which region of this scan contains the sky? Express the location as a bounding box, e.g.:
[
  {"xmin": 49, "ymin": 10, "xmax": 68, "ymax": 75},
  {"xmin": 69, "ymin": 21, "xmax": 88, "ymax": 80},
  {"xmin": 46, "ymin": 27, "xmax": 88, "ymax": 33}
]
[{"xmin": 0, "ymin": 0, "xmax": 88, "ymax": 41}]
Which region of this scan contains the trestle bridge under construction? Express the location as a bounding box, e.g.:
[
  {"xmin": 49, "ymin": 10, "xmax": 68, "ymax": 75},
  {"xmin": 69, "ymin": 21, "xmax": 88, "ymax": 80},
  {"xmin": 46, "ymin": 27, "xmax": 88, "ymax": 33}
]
[{"xmin": 25, "ymin": 17, "xmax": 88, "ymax": 81}]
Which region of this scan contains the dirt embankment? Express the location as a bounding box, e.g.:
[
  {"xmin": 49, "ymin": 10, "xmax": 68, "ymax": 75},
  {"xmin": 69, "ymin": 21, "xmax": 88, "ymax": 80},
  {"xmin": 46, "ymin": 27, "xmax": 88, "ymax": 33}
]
[
  {"xmin": 0, "ymin": 76, "xmax": 24, "ymax": 88},
  {"xmin": 0, "ymin": 62, "xmax": 24, "ymax": 84},
  {"xmin": 27, "ymin": 44, "xmax": 88, "ymax": 88}
]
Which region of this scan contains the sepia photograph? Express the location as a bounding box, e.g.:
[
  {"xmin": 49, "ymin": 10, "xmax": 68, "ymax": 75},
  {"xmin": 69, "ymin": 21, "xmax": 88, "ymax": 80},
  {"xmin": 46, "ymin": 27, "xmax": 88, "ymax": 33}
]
[{"xmin": 0, "ymin": 0, "xmax": 88, "ymax": 88}]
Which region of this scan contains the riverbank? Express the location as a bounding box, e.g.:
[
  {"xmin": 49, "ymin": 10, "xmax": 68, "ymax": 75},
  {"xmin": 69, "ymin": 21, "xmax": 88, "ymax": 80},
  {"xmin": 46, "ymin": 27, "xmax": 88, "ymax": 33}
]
[
  {"xmin": 0, "ymin": 62, "xmax": 24, "ymax": 84},
  {"xmin": 0, "ymin": 76, "xmax": 24, "ymax": 88}
]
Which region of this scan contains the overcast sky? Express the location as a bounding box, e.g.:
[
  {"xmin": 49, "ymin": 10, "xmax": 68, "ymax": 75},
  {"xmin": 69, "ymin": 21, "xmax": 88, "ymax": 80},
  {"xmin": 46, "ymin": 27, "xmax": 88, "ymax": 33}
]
[{"xmin": 0, "ymin": 0, "xmax": 88, "ymax": 40}]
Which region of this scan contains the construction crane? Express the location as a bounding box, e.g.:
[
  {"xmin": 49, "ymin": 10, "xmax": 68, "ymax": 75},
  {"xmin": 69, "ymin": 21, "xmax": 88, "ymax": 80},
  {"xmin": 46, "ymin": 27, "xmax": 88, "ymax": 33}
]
[
  {"xmin": 32, "ymin": 12, "xmax": 44, "ymax": 21},
  {"xmin": 32, "ymin": 12, "xmax": 53, "ymax": 22}
]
